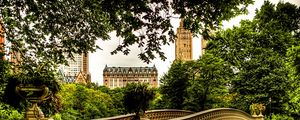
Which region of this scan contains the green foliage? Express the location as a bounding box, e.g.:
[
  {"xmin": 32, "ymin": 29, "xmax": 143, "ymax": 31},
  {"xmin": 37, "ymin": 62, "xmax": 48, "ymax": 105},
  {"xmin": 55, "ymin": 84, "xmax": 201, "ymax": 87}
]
[
  {"xmin": 286, "ymin": 44, "xmax": 300, "ymax": 118},
  {"xmin": 232, "ymin": 50, "xmax": 290, "ymax": 113},
  {"xmin": 0, "ymin": 52, "xmax": 24, "ymax": 119},
  {"xmin": 0, "ymin": 102, "xmax": 23, "ymax": 120},
  {"xmin": 266, "ymin": 114, "xmax": 294, "ymax": 120},
  {"xmin": 0, "ymin": 0, "xmax": 253, "ymax": 63},
  {"xmin": 57, "ymin": 83, "xmax": 123, "ymax": 119},
  {"xmin": 52, "ymin": 113, "xmax": 62, "ymax": 120},
  {"xmin": 85, "ymin": 83, "xmax": 126, "ymax": 114},
  {"xmin": 123, "ymin": 83, "xmax": 155, "ymax": 119},
  {"xmin": 0, "ymin": 53, "xmax": 11, "ymax": 101},
  {"xmin": 184, "ymin": 53, "xmax": 233, "ymax": 111},
  {"xmin": 173, "ymin": 0, "xmax": 254, "ymax": 39},
  {"xmin": 149, "ymin": 88, "xmax": 164, "ymax": 110},
  {"xmin": 160, "ymin": 57, "xmax": 233, "ymax": 111},
  {"xmin": 160, "ymin": 60, "xmax": 190, "ymax": 109},
  {"xmin": 3, "ymin": 61, "xmax": 61, "ymax": 113},
  {"xmin": 207, "ymin": 1, "xmax": 300, "ymax": 117},
  {"xmin": 108, "ymin": 88, "xmax": 126, "ymax": 115}
]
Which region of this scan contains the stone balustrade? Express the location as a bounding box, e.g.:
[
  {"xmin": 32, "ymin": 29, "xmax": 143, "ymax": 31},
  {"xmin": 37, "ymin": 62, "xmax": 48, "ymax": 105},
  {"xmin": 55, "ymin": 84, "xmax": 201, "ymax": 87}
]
[
  {"xmin": 144, "ymin": 109, "xmax": 194, "ymax": 120},
  {"xmin": 93, "ymin": 109, "xmax": 193, "ymax": 120},
  {"xmin": 93, "ymin": 108, "xmax": 264, "ymax": 120},
  {"xmin": 93, "ymin": 113, "xmax": 135, "ymax": 120},
  {"xmin": 169, "ymin": 108, "xmax": 264, "ymax": 120}
]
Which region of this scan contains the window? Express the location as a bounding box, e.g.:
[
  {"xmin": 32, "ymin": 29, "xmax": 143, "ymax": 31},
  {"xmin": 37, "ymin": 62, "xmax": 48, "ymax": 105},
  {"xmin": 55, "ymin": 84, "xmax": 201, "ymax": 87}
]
[
  {"xmin": 182, "ymin": 34, "xmax": 188, "ymax": 39},
  {"xmin": 119, "ymin": 80, "xmax": 123, "ymax": 87},
  {"xmin": 110, "ymin": 79, "xmax": 113, "ymax": 87},
  {"xmin": 114, "ymin": 79, "xmax": 118, "ymax": 87}
]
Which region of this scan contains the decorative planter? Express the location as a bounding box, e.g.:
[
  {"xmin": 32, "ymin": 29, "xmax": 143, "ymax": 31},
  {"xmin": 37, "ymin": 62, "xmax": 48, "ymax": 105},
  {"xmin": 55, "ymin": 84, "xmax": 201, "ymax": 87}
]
[
  {"xmin": 15, "ymin": 84, "xmax": 50, "ymax": 120},
  {"xmin": 250, "ymin": 103, "xmax": 265, "ymax": 117}
]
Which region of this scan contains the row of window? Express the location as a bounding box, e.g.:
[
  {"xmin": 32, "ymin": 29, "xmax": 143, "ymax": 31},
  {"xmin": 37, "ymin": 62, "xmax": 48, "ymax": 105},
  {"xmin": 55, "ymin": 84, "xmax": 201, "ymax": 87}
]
[
  {"xmin": 107, "ymin": 79, "xmax": 155, "ymax": 88},
  {"xmin": 104, "ymin": 75, "xmax": 156, "ymax": 77},
  {"xmin": 105, "ymin": 79, "xmax": 156, "ymax": 82},
  {"xmin": 104, "ymin": 71, "xmax": 156, "ymax": 74}
]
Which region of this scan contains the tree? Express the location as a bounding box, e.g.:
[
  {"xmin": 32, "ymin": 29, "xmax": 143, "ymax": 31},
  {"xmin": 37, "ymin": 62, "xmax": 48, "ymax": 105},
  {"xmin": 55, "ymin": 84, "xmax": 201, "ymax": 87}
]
[
  {"xmin": 207, "ymin": 1, "xmax": 299, "ymax": 116},
  {"xmin": 3, "ymin": 61, "xmax": 60, "ymax": 111},
  {"xmin": 123, "ymin": 83, "xmax": 155, "ymax": 120},
  {"xmin": 0, "ymin": 0, "xmax": 254, "ymax": 63},
  {"xmin": 286, "ymin": 45, "xmax": 300, "ymax": 118},
  {"xmin": 0, "ymin": 52, "xmax": 10, "ymax": 101},
  {"xmin": 57, "ymin": 84, "xmax": 117, "ymax": 119},
  {"xmin": 160, "ymin": 60, "xmax": 191, "ymax": 109},
  {"xmin": 184, "ymin": 53, "xmax": 233, "ymax": 111},
  {"xmin": 0, "ymin": 52, "xmax": 23, "ymax": 120},
  {"xmin": 160, "ymin": 54, "xmax": 233, "ymax": 111}
]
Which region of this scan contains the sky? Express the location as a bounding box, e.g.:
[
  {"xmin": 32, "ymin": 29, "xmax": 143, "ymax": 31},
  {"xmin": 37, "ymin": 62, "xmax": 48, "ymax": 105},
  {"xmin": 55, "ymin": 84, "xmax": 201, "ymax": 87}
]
[{"xmin": 89, "ymin": 0, "xmax": 300, "ymax": 85}]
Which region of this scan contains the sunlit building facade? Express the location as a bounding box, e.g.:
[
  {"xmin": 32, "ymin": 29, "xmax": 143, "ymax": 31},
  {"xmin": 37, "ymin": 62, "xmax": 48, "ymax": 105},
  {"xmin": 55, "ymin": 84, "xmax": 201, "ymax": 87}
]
[
  {"xmin": 0, "ymin": 21, "xmax": 21, "ymax": 63},
  {"xmin": 103, "ymin": 65, "xmax": 158, "ymax": 89},
  {"xmin": 175, "ymin": 20, "xmax": 193, "ymax": 61},
  {"xmin": 0, "ymin": 22, "xmax": 5, "ymax": 60}
]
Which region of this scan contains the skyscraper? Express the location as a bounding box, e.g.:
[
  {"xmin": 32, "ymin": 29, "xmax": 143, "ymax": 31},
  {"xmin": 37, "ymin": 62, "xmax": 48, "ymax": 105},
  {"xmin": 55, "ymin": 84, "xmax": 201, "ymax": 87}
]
[
  {"xmin": 175, "ymin": 20, "xmax": 193, "ymax": 61},
  {"xmin": 60, "ymin": 53, "xmax": 91, "ymax": 84}
]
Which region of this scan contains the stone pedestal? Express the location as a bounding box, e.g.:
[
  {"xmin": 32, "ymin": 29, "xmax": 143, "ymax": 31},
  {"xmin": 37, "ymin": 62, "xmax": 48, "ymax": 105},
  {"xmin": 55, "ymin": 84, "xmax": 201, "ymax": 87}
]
[
  {"xmin": 252, "ymin": 115, "xmax": 264, "ymax": 120},
  {"xmin": 24, "ymin": 103, "xmax": 47, "ymax": 120},
  {"xmin": 15, "ymin": 84, "xmax": 51, "ymax": 120}
]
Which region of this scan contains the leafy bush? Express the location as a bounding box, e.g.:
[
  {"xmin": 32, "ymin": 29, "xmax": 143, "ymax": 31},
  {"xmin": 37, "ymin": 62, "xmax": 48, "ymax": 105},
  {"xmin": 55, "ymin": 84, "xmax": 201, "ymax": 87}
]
[
  {"xmin": 123, "ymin": 83, "xmax": 155, "ymax": 119},
  {"xmin": 0, "ymin": 102, "xmax": 23, "ymax": 120},
  {"xmin": 266, "ymin": 114, "xmax": 294, "ymax": 120},
  {"xmin": 57, "ymin": 83, "xmax": 121, "ymax": 119}
]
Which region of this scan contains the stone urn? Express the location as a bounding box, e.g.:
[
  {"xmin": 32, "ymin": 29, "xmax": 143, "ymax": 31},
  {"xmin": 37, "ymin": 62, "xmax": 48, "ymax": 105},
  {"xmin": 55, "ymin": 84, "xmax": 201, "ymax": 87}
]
[{"xmin": 16, "ymin": 84, "xmax": 50, "ymax": 120}]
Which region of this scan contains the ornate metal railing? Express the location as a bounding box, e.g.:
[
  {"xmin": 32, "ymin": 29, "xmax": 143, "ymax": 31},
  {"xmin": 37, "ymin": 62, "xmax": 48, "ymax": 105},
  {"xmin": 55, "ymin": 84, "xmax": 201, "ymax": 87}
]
[
  {"xmin": 93, "ymin": 109, "xmax": 193, "ymax": 120},
  {"xmin": 169, "ymin": 108, "xmax": 264, "ymax": 120}
]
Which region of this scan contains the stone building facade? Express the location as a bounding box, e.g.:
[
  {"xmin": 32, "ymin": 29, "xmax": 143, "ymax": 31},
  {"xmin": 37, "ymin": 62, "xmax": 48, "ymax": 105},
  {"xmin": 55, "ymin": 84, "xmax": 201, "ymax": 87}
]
[
  {"xmin": 0, "ymin": 22, "xmax": 5, "ymax": 60},
  {"xmin": 103, "ymin": 65, "xmax": 158, "ymax": 88},
  {"xmin": 0, "ymin": 21, "xmax": 21, "ymax": 63},
  {"xmin": 175, "ymin": 20, "xmax": 193, "ymax": 61}
]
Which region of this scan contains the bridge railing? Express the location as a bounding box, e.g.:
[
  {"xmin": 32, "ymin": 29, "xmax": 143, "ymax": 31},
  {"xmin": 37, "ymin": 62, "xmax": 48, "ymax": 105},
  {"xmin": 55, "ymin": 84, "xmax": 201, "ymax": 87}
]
[
  {"xmin": 93, "ymin": 109, "xmax": 193, "ymax": 120},
  {"xmin": 145, "ymin": 109, "xmax": 194, "ymax": 120},
  {"xmin": 169, "ymin": 108, "xmax": 264, "ymax": 120}
]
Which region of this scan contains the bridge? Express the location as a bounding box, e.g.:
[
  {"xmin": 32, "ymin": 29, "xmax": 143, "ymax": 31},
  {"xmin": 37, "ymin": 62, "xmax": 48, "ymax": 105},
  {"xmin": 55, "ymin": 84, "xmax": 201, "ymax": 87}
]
[{"xmin": 93, "ymin": 108, "xmax": 264, "ymax": 120}]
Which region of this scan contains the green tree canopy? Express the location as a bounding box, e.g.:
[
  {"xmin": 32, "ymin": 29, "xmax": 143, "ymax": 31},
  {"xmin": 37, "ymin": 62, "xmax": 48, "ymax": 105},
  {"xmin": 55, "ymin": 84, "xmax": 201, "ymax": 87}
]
[
  {"xmin": 123, "ymin": 83, "xmax": 155, "ymax": 120},
  {"xmin": 160, "ymin": 55, "xmax": 233, "ymax": 111},
  {"xmin": 0, "ymin": 0, "xmax": 253, "ymax": 63},
  {"xmin": 184, "ymin": 53, "xmax": 233, "ymax": 111},
  {"xmin": 160, "ymin": 60, "xmax": 191, "ymax": 109},
  {"xmin": 57, "ymin": 84, "xmax": 118, "ymax": 119},
  {"xmin": 207, "ymin": 1, "xmax": 300, "ymax": 116}
]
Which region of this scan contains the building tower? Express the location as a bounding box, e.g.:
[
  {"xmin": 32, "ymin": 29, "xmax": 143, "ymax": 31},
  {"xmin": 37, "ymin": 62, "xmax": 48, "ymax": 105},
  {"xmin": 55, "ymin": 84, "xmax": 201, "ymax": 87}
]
[
  {"xmin": 175, "ymin": 19, "xmax": 193, "ymax": 61},
  {"xmin": 60, "ymin": 53, "xmax": 91, "ymax": 84}
]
